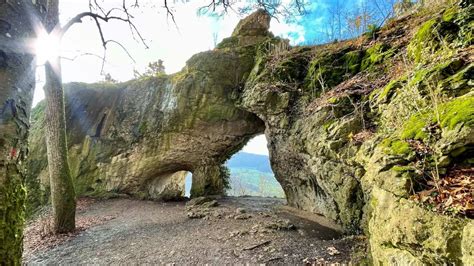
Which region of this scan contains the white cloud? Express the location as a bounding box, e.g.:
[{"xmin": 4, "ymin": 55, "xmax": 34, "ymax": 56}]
[
  {"xmin": 271, "ymin": 19, "xmax": 305, "ymax": 44},
  {"xmin": 242, "ymin": 135, "xmax": 269, "ymax": 156}
]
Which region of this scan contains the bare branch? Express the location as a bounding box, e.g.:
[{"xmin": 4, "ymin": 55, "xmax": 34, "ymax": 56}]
[
  {"xmin": 60, "ymin": 52, "xmax": 106, "ymax": 62},
  {"xmin": 56, "ymin": 2, "xmax": 148, "ymax": 75},
  {"xmin": 105, "ymin": 40, "xmax": 136, "ymax": 64},
  {"xmin": 163, "ymin": 0, "xmax": 178, "ymax": 27}
]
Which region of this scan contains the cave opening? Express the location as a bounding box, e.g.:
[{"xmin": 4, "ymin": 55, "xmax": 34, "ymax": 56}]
[{"xmin": 184, "ymin": 135, "xmax": 285, "ymax": 198}]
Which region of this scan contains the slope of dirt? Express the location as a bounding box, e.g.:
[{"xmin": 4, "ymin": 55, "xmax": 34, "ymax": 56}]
[{"xmin": 24, "ymin": 197, "xmax": 366, "ymax": 264}]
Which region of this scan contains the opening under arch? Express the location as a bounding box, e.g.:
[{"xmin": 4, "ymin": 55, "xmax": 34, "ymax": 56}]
[{"xmin": 184, "ymin": 135, "xmax": 284, "ymax": 198}]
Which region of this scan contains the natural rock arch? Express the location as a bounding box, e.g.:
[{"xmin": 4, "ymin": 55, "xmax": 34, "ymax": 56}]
[
  {"xmin": 27, "ymin": 10, "xmax": 274, "ymax": 201},
  {"xmin": 23, "ymin": 3, "xmax": 474, "ymax": 264}
]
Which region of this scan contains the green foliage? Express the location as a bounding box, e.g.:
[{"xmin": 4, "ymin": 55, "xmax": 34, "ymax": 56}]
[
  {"xmin": 137, "ymin": 60, "xmax": 166, "ymax": 78},
  {"xmin": 30, "ymin": 100, "xmax": 46, "ymax": 122},
  {"xmin": 364, "ymin": 24, "xmax": 381, "ymax": 40},
  {"xmin": 102, "ymin": 73, "xmax": 117, "ymax": 84},
  {"xmin": 220, "ymin": 165, "xmax": 231, "ymax": 191}
]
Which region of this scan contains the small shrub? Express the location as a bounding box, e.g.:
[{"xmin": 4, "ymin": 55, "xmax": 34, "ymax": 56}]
[{"xmin": 364, "ymin": 24, "xmax": 380, "ymax": 40}]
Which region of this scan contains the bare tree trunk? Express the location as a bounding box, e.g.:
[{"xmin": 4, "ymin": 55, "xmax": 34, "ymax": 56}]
[
  {"xmin": 43, "ymin": 1, "xmax": 76, "ymax": 234},
  {"xmin": 0, "ymin": 0, "xmax": 48, "ymax": 263},
  {"xmin": 44, "ymin": 58, "xmax": 76, "ymax": 233}
]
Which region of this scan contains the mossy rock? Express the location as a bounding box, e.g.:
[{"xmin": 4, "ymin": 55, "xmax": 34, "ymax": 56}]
[
  {"xmin": 401, "ymin": 95, "xmax": 474, "ymax": 140},
  {"xmin": 370, "ymin": 78, "xmax": 406, "ymax": 105},
  {"xmin": 439, "ymin": 63, "xmax": 474, "ymax": 96},
  {"xmin": 380, "ymin": 138, "xmax": 413, "ymax": 157},
  {"xmin": 369, "ymin": 187, "xmax": 471, "ymax": 265},
  {"xmin": 408, "ymin": 4, "xmax": 473, "ymax": 64},
  {"xmin": 408, "ymin": 19, "xmax": 445, "ymax": 64},
  {"xmin": 26, "ymin": 10, "xmax": 273, "ymax": 213},
  {"xmin": 216, "ymin": 36, "xmax": 239, "ymax": 49},
  {"xmin": 305, "ymin": 48, "xmax": 364, "ymax": 95},
  {"xmin": 342, "ymin": 50, "xmax": 364, "ymax": 73},
  {"xmin": 361, "ymin": 43, "xmax": 395, "ymax": 71}
]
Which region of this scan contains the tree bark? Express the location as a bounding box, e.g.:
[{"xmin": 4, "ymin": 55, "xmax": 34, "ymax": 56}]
[
  {"xmin": 41, "ymin": 0, "xmax": 76, "ymax": 234},
  {"xmin": 0, "ymin": 0, "xmax": 48, "ymax": 263},
  {"xmin": 44, "ymin": 57, "xmax": 76, "ymax": 233}
]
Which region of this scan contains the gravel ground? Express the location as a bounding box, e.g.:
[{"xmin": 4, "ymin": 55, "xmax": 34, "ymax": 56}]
[{"xmin": 24, "ymin": 196, "xmax": 367, "ymax": 265}]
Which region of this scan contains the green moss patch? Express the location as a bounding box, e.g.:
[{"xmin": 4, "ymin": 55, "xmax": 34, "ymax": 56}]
[
  {"xmin": 438, "ymin": 95, "xmax": 474, "ymax": 129},
  {"xmin": 361, "ymin": 43, "xmax": 395, "ymax": 71},
  {"xmin": 401, "ymin": 96, "xmax": 474, "ymax": 140},
  {"xmin": 401, "ymin": 113, "xmax": 430, "ymax": 140},
  {"xmin": 342, "ymin": 50, "xmax": 364, "ymax": 73},
  {"xmin": 371, "ymin": 78, "xmax": 406, "ymax": 104},
  {"xmin": 381, "ymin": 138, "xmax": 412, "ymax": 156},
  {"xmin": 408, "ymin": 19, "xmax": 440, "ymax": 64}
]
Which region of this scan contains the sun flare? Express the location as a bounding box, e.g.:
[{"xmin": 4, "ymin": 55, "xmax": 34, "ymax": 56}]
[{"xmin": 34, "ymin": 30, "xmax": 61, "ymax": 64}]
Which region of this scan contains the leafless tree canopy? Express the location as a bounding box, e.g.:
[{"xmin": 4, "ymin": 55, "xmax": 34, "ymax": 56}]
[
  {"xmin": 197, "ymin": 0, "xmax": 309, "ymax": 18},
  {"xmin": 54, "ymin": 0, "xmax": 308, "ymax": 73}
]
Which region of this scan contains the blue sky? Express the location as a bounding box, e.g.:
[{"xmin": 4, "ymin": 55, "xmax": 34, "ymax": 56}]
[{"xmin": 286, "ymin": 0, "xmax": 393, "ymax": 44}]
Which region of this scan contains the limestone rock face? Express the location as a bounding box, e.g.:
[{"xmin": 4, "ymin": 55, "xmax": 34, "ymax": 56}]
[
  {"xmin": 218, "ymin": 9, "xmax": 273, "ymax": 49},
  {"xmin": 240, "ymin": 46, "xmax": 366, "ymax": 231},
  {"xmin": 369, "ymin": 187, "xmax": 472, "ymax": 265},
  {"xmin": 147, "ymin": 171, "xmax": 187, "ymax": 200},
  {"xmin": 232, "ymin": 9, "xmax": 271, "ymax": 37},
  {"xmin": 27, "ymin": 10, "xmax": 274, "ymax": 201},
  {"xmin": 239, "ymin": 1, "xmax": 473, "ymax": 263}
]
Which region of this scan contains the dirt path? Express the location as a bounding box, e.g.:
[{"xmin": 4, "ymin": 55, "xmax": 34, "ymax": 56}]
[{"xmin": 24, "ymin": 197, "xmax": 366, "ymax": 264}]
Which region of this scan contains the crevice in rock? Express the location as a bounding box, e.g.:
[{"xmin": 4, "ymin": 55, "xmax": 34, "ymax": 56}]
[{"xmin": 94, "ymin": 113, "xmax": 107, "ymax": 138}]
